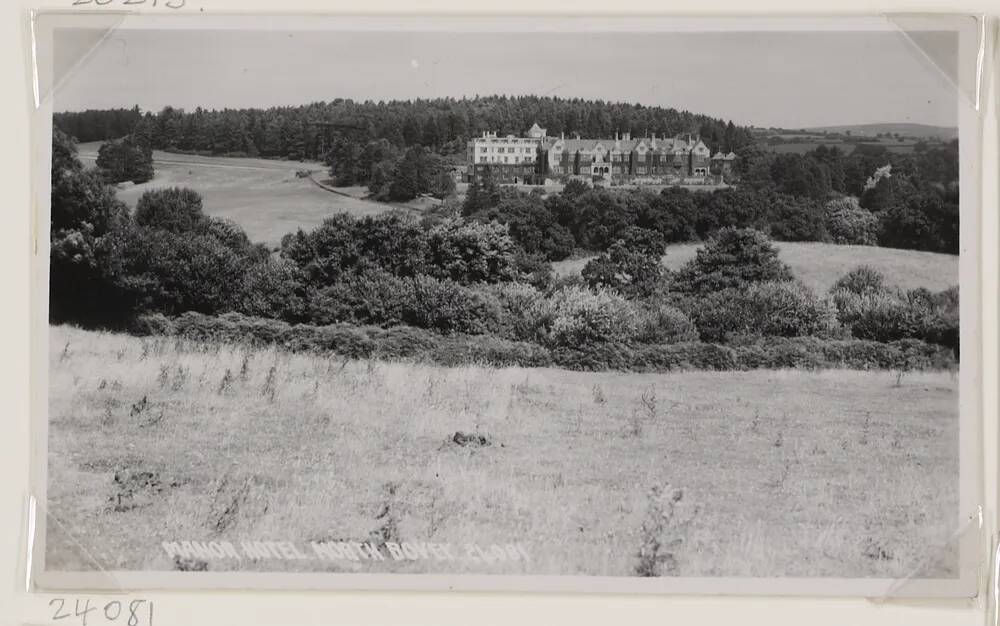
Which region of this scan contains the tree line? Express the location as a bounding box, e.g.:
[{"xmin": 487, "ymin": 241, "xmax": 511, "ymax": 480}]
[{"xmin": 53, "ymin": 95, "xmax": 754, "ymax": 161}]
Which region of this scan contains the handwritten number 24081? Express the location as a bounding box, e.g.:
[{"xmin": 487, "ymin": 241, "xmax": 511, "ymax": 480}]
[{"xmin": 71, "ymin": 0, "xmax": 186, "ymax": 8}]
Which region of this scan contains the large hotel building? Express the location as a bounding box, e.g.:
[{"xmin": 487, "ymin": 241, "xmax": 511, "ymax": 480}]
[{"xmin": 466, "ymin": 123, "xmax": 736, "ymax": 185}]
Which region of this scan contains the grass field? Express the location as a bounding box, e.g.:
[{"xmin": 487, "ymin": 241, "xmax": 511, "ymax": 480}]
[
  {"xmin": 46, "ymin": 325, "xmax": 959, "ymax": 578},
  {"xmin": 553, "ymin": 241, "xmax": 959, "ymax": 294},
  {"xmin": 77, "ymin": 143, "xmax": 400, "ymax": 246}
]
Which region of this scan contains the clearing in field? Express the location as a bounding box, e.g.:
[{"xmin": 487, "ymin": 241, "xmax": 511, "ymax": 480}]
[
  {"xmin": 76, "ymin": 143, "xmax": 402, "ymax": 246},
  {"xmin": 553, "ymin": 241, "xmax": 959, "ymax": 294},
  {"xmin": 46, "ymin": 325, "xmax": 959, "ymax": 578}
]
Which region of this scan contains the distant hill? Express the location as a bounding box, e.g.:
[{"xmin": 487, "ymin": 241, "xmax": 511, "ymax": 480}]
[{"xmin": 804, "ymin": 123, "xmax": 958, "ymax": 140}]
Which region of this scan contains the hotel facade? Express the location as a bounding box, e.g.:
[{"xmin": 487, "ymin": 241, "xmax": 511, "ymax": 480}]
[{"xmin": 466, "ymin": 123, "xmax": 736, "ymax": 185}]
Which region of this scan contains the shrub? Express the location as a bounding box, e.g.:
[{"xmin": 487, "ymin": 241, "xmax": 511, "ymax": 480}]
[
  {"xmin": 732, "ymin": 336, "xmax": 955, "ymax": 370},
  {"xmin": 551, "ymin": 342, "xmax": 636, "ymax": 371},
  {"xmin": 830, "ymin": 265, "xmax": 887, "ymax": 296},
  {"xmin": 308, "ymin": 270, "xmax": 410, "ymax": 327},
  {"xmin": 370, "ymin": 325, "xmax": 442, "ymax": 359},
  {"xmin": 309, "ymin": 325, "xmax": 376, "ymax": 358},
  {"xmin": 222, "ymin": 312, "xmax": 291, "ymax": 346},
  {"xmin": 424, "ymin": 219, "xmax": 519, "ymax": 284},
  {"xmin": 685, "ymin": 281, "xmax": 839, "ymax": 343},
  {"xmin": 634, "ymin": 343, "xmax": 739, "ymax": 371},
  {"xmin": 134, "ymin": 188, "xmax": 206, "ymax": 234},
  {"xmin": 237, "ymin": 257, "xmax": 307, "ymax": 322},
  {"xmin": 825, "ymin": 197, "xmax": 879, "ymax": 245},
  {"xmin": 582, "ymin": 240, "xmax": 665, "ymax": 299},
  {"xmin": 109, "ymin": 227, "xmax": 248, "ymax": 317},
  {"xmin": 544, "ymin": 286, "xmax": 638, "ymax": 348},
  {"xmin": 633, "ymin": 303, "xmax": 699, "ymax": 344},
  {"xmin": 433, "ymin": 334, "xmax": 553, "ymax": 368},
  {"xmin": 128, "ymin": 313, "xmax": 175, "ymax": 336},
  {"xmin": 670, "ymin": 228, "xmax": 793, "ymax": 295},
  {"xmin": 488, "ymin": 282, "xmax": 552, "ymax": 343},
  {"xmin": 403, "ymin": 274, "xmax": 502, "ymax": 335},
  {"xmin": 832, "ymin": 285, "xmax": 959, "ymax": 355},
  {"xmin": 173, "ymin": 311, "xmax": 241, "ymax": 343}
]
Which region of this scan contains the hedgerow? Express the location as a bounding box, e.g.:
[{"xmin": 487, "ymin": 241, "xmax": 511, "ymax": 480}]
[{"xmin": 158, "ymin": 312, "xmax": 955, "ymax": 372}]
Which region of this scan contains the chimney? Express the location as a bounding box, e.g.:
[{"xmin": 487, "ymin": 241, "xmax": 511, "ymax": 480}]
[
  {"xmin": 615, "ymin": 130, "xmax": 619, "ymax": 141},
  {"xmin": 561, "ymin": 131, "xmax": 565, "ymax": 140},
  {"xmin": 623, "ymin": 131, "xmax": 630, "ymax": 141}
]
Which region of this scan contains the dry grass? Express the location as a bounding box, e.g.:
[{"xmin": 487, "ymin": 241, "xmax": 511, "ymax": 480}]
[
  {"xmin": 76, "ymin": 143, "xmax": 397, "ymax": 246},
  {"xmin": 46, "ymin": 325, "xmax": 959, "ymax": 578},
  {"xmin": 553, "ymin": 241, "xmax": 958, "ymax": 294}
]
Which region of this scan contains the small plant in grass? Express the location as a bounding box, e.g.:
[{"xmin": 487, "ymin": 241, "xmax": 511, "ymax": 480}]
[
  {"xmin": 129, "ymin": 395, "xmax": 148, "ymax": 417},
  {"xmin": 592, "ymin": 384, "xmax": 607, "ymax": 405},
  {"xmin": 239, "ymin": 354, "xmax": 251, "ymax": 382},
  {"xmin": 640, "ymin": 386, "xmax": 657, "ymax": 418},
  {"xmin": 262, "ymin": 365, "xmax": 277, "ymax": 401},
  {"xmin": 859, "ymin": 412, "xmax": 871, "ymax": 446},
  {"xmin": 635, "ymin": 484, "xmax": 690, "ymax": 577},
  {"xmin": 627, "ymin": 409, "xmax": 643, "ymax": 438},
  {"xmin": 157, "ymin": 365, "xmax": 170, "ymax": 388},
  {"xmin": 59, "ymin": 342, "xmax": 71, "ymax": 363},
  {"xmin": 218, "ymin": 369, "xmax": 234, "ymax": 394},
  {"xmin": 170, "ymin": 365, "xmax": 189, "ymax": 391}
]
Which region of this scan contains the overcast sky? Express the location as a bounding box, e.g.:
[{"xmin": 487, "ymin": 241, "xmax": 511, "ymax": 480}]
[{"xmin": 53, "ymin": 28, "xmax": 958, "ymax": 129}]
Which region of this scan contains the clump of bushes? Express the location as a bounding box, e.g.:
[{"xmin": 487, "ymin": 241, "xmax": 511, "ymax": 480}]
[
  {"xmin": 825, "ymin": 197, "xmax": 879, "ymax": 245},
  {"xmin": 544, "ymin": 285, "xmax": 638, "ymax": 348},
  {"xmin": 670, "ymin": 228, "xmax": 793, "ymax": 295},
  {"xmin": 829, "ymin": 267, "xmax": 959, "ymax": 356},
  {"xmin": 634, "ymin": 302, "xmax": 700, "ymax": 344},
  {"xmin": 681, "ymin": 280, "xmax": 839, "ymax": 343}
]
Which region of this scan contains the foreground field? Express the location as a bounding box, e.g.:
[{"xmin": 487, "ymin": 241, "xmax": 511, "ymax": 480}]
[
  {"xmin": 46, "ymin": 325, "xmax": 959, "ymax": 579},
  {"xmin": 553, "ymin": 241, "xmax": 959, "ymax": 294},
  {"xmin": 77, "ymin": 143, "xmax": 399, "ymax": 245}
]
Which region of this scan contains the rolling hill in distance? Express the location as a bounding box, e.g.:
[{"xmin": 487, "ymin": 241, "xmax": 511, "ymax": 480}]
[{"xmin": 802, "ymin": 123, "xmax": 958, "ymax": 140}]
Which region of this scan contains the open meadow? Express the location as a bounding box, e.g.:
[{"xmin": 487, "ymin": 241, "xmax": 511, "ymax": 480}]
[
  {"xmin": 46, "ymin": 324, "xmax": 959, "ymax": 578},
  {"xmin": 553, "ymin": 241, "xmax": 959, "ymax": 295},
  {"xmin": 77, "ymin": 143, "xmax": 401, "ymax": 246}
]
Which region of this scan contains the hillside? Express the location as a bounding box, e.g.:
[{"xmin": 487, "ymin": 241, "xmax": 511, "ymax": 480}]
[
  {"xmin": 804, "ymin": 123, "xmax": 958, "ymax": 140},
  {"xmin": 553, "ymin": 241, "xmax": 958, "ymax": 294},
  {"xmin": 76, "ymin": 143, "xmax": 404, "ymax": 246}
]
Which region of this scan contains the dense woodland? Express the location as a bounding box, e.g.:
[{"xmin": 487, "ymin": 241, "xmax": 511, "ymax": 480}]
[{"xmin": 54, "ymin": 96, "xmax": 754, "ymax": 160}]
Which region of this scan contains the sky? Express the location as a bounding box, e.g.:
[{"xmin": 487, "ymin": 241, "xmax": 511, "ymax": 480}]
[{"xmin": 52, "ymin": 27, "xmax": 958, "ymax": 129}]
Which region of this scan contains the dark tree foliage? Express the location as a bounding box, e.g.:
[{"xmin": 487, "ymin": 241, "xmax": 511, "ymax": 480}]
[
  {"xmin": 49, "ymin": 129, "xmax": 131, "ymax": 326},
  {"xmin": 95, "ymin": 136, "xmax": 154, "ymax": 184},
  {"xmin": 134, "ymin": 187, "xmax": 206, "ymax": 233},
  {"xmin": 280, "ymin": 212, "xmax": 519, "ymax": 288},
  {"xmin": 466, "ymin": 191, "xmax": 575, "ymax": 261},
  {"xmin": 768, "ymin": 153, "xmax": 832, "ymax": 200},
  {"xmin": 105, "ymin": 226, "xmax": 248, "ymax": 316},
  {"xmin": 462, "ymin": 165, "xmax": 502, "ymax": 214},
  {"xmin": 582, "ymin": 237, "xmax": 665, "ymax": 299},
  {"xmin": 54, "ymin": 95, "xmax": 754, "ymax": 161},
  {"xmin": 53, "ymin": 106, "xmax": 142, "ymax": 143},
  {"xmin": 671, "ymin": 228, "xmax": 793, "ymax": 295},
  {"xmin": 371, "ymin": 146, "xmax": 453, "ymax": 202}
]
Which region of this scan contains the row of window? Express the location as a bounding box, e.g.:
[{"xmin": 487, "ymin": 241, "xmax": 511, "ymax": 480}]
[
  {"xmin": 478, "ymin": 156, "xmax": 536, "ymax": 164},
  {"xmin": 478, "ymin": 146, "xmax": 535, "ymax": 154}
]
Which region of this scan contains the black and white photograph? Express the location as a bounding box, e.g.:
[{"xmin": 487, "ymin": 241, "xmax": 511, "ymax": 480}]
[{"xmin": 31, "ymin": 14, "xmax": 982, "ymax": 595}]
